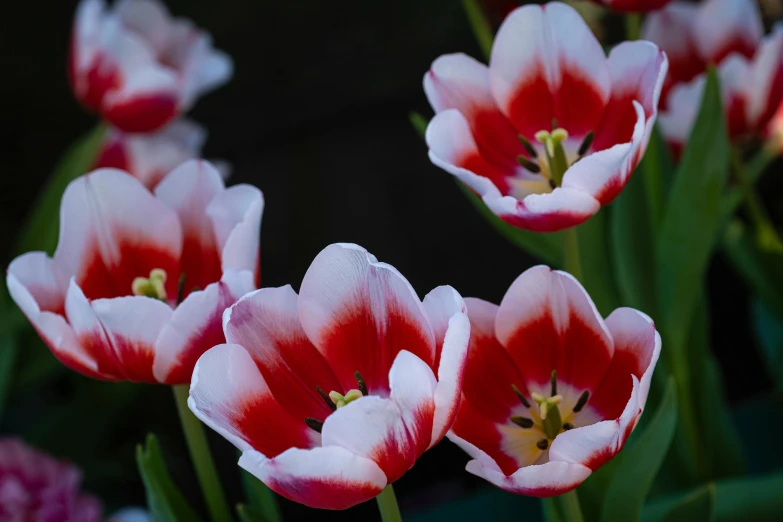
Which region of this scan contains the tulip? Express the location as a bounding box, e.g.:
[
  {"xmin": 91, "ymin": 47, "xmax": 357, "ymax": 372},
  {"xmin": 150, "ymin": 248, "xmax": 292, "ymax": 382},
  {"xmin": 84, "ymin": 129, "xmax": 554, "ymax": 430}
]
[
  {"xmin": 6, "ymin": 161, "xmax": 262, "ymax": 384},
  {"xmin": 589, "ymin": 0, "xmax": 673, "ymax": 14},
  {"xmin": 93, "ymin": 119, "xmax": 210, "ymax": 190},
  {"xmin": 449, "ymin": 266, "xmax": 660, "ymax": 496},
  {"xmin": 424, "ymin": 3, "xmax": 667, "ymax": 232},
  {"xmin": 644, "ymin": 0, "xmax": 783, "ymax": 148},
  {"xmin": 69, "ymin": 0, "xmax": 232, "ymax": 133},
  {"xmin": 188, "ymin": 243, "xmax": 471, "ymax": 509}
]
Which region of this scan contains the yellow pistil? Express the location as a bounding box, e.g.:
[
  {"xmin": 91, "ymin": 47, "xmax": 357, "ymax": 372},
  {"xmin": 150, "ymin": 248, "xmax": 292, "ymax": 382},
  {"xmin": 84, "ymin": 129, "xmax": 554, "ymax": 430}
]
[
  {"xmin": 131, "ymin": 268, "xmax": 168, "ymax": 301},
  {"xmin": 535, "ymin": 128, "xmax": 570, "ymax": 187},
  {"xmin": 328, "ymin": 389, "xmax": 363, "ymax": 409},
  {"xmin": 532, "ymin": 391, "xmax": 564, "ymax": 439}
]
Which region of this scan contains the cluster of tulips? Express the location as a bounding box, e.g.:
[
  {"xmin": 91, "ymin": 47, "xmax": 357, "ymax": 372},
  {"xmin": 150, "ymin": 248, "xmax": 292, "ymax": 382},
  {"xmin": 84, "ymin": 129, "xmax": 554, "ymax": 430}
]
[{"xmin": 3, "ymin": 0, "xmax": 783, "ymax": 520}]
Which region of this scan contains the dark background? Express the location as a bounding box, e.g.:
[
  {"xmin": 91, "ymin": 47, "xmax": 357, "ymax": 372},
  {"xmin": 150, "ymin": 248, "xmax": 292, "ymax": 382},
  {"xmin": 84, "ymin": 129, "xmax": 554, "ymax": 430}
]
[{"xmin": 0, "ymin": 0, "xmax": 777, "ymax": 520}]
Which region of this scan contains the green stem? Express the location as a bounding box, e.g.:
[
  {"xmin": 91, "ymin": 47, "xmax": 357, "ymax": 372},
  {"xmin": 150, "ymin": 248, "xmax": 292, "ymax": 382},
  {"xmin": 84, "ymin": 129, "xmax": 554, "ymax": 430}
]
[
  {"xmin": 731, "ymin": 147, "xmax": 783, "ymax": 253},
  {"xmin": 747, "ymin": 141, "xmax": 778, "ymax": 184},
  {"xmin": 551, "ymin": 490, "xmax": 585, "ymax": 522},
  {"xmin": 624, "ymin": 13, "xmax": 642, "ymax": 41},
  {"xmin": 563, "ymin": 227, "xmax": 583, "ymax": 281},
  {"xmin": 375, "ymin": 484, "xmax": 403, "ymax": 522},
  {"xmin": 173, "ymin": 386, "xmax": 233, "ymax": 522},
  {"xmin": 461, "ymin": 0, "xmax": 494, "ymax": 60}
]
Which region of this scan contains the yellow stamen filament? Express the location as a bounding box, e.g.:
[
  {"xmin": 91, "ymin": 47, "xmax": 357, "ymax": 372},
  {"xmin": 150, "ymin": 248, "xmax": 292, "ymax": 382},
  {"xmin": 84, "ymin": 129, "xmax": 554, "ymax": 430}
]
[{"xmin": 131, "ymin": 269, "xmax": 168, "ymax": 301}]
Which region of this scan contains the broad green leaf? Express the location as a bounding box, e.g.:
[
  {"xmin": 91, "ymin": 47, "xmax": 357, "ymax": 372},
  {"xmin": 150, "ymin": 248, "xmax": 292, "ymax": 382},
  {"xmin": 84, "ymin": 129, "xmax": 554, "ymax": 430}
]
[
  {"xmin": 458, "ymin": 183, "xmax": 563, "ymax": 266},
  {"xmin": 600, "ymin": 378, "xmax": 678, "ymax": 522},
  {"xmin": 409, "ymin": 111, "xmax": 428, "ymax": 139},
  {"xmin": 137, "ymin": 433, "xmax": 203, "ymax": 522},
  {"xmin": 750, "ymin": 298, "xmax": 783, "ymax": 394},
  {"xmin": 237, "ymin": 504, "xmax": 271, "ymax": 522},
  {"xmin": 643, "ymin": 126, "xmax": 675, "ymax": 229},
  {"xmin": 642, "ymin": 471, "xmax": 783, "ymax": 522},
  {"xmin": 241, "ymin": 467, "xmax": 281, "ymax": 522},
  {"xmin": 541, "ymin": 497, "xmax": 564, "ymax": 522},
  {"xmin": 657, "ymin": 68, "xmax": 730, "ymax": 353},
  {"xmin": 661, "ymin": 484, "xmax": 715, "ymax": 522},
  {"xmin": 461, "ymin": 0, "xmax": 493, "ymax": 60},
  {"xmin": 577, "ymin": 209, "xmax": 620, "ymax": 315},
  {"xmin": 15, "ymin": 123, "xmax": 106, "ymax": 255}
]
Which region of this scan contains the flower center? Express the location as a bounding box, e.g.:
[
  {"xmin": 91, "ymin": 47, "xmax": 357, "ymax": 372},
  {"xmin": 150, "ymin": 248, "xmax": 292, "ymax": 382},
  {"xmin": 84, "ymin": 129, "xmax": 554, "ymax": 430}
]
[
  {"xmin": 131, "ymin": 269, "xmax": 168, "ymax": 301},
  {"xmin": 304, "ymin": 371, "xmax": 368, "ymax": 433},
  {"xmin": 509, "ymin": 371, "xmax": 590, "ymax": 450},
  {"xmin": 515, "ymin": 122, "xmax": 594, "ymax": 189}
]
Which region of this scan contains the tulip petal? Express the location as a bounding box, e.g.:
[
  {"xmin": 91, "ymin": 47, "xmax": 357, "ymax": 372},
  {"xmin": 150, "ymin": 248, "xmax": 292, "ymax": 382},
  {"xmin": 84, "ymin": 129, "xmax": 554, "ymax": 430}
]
[
  {"xmin": 423, "ymin": 287, "xmax": 471, "ymax": 445},
  {"xmin": 496, "ymin": 266, "xmax": 614, "ymax": 411},
  {"xmin": 239, "ymin": 446, "xmax": 387, "ymax": 510},
  {"xmin": 54, "ymin": 169, "xmax": 182, "ymax": 301},
  {"xmin": 465, "ymin": 458, "xmax": 592, "ymax": 497},
  {"xmin": 155, "ymin": 160, "xmax": 224, "ymax": 294},
  {"xmin": 222, "ymin": 285, "xmax": 344, "ymax": 422},
  {"xmin": 693, "ymin": 0, "xmax": 763, "ymax": 64},
  {"xmin": 321, "ymin": 351, "xmax": 435, "ymax": 483},
  {"xmin": 490, "ymin": 3, "xmax": 610, "ymax": 141},
  {"xmin": 298, "ymin": 244, "xmax": 435, "ymax": 394},
  {"xmin": 153, "ymin": 270, "xmax": 254, "ymax": 384},
  {"xmin": 188, "ymin": 343, "xmax": 315, "ymax": 457},
  {"xmin": 746, "ymin": 26, "xmax": 783, "ymax": 130}
]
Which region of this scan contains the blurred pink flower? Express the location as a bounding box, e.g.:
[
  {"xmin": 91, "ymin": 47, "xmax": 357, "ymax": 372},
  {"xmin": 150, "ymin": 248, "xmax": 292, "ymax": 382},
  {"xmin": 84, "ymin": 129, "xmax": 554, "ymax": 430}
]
[
  {"xmin": 644, "ymin": 0, "xmax": 783, "ymax": 149},
  {"xmin": 69, "ymin": 0, "xmax": 232, "ymax": 133},
  {"xmin": 0, "ymin": 438, "xmax": 102, "ymax": 522},
  {"xmin": 6, "ymin": 161, "xmax": 263, "ymax": 384},
  {"xmin": 589, "ymin": 0, "xmax": 673, "ymax": 13},
  {"xmin": 424, "ymin": 2, "xmax": 667, "ymax": 232}
]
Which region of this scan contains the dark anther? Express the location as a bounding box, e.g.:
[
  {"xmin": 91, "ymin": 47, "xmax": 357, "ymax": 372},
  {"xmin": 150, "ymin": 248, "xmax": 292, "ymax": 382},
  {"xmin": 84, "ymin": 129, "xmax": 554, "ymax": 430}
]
[
  {"xmin": 516, "ymin": 155, "xmax": 541, "ymax": 173},
  {"xmin": 573, "ymin": 391, "xmax": 590, "ymax": 413},
  {"xmin": 305, "ymin": 417, "xmax": 323, "ymax": 433},
  {"xmin": 512, "ymin": 384, "xmax": 531, "ymax": 408},
  {"xmin": 548, "ymin": 178, "xmax": 557, "ymax": 190},
  {"xmin": 536, "ymin": 439, "xmax": 549, "ymax": 450},
  {"xmin": 316, "ymin": 386, "xmax": 337, "ymax": 411},
  {"xmin": 550, "ymin": 370, "xmax": 557, "ymax": 396},
  {"xmin": 551, "ymin": 118, "xmax": 559, "ymax": 130},
  {"xmin": 510, "ymin": 416, "xmax": 534, "ymax": 429},
  {"xmin": 563, "ymin": 422, "xmax": 574, "ymax": 431},
  {"xmin": 578, "ymin": 130, "xmax": 594, "ymax": 156},
  {"xmin": 176, "ymin": 273, "xmax": 186, "ymax": 305},
  {"xmin": 518, "ymin": 135, "xmax": 538, "ymax": 158},
  {"xmin": 354, "ymin": 371, "xmax": 368, "ymax": 396}
]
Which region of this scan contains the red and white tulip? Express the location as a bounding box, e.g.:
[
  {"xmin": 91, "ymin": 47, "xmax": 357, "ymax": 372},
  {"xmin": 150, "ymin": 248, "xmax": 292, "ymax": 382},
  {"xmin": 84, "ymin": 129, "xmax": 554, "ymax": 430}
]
[
  {"xmin": 6, "ymin": 161, "xmax": 262, "ymax": 384},
  {"xmin": 449, "ymin": 266, "xmax": 660, "ymax": 497},
  {"xmin": 588, "ymin": 0, "xmax": 673, "ymax": 14},
  {"xmin": 188, "ymin": 244, "xmax": 471, "ymax": 509},
  {"xmin": 644, "ymin": 0, "xmax": 783, "ymax": 149},
  {"xmin": 93, "ymin": 119, "xmax": 212, "ymax": 190},
  {"xmin": 70, "ymin": 0, "xmax": 232, "ymax": 133},
  {"xmin": 424, "ymin": 2, "xmax": 667, "ymax": 232}
]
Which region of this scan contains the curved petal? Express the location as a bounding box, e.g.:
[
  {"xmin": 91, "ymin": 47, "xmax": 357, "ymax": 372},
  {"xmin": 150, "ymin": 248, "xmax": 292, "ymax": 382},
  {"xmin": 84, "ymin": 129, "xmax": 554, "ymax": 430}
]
[
  {"xmin": 222, "ymin": 285, "xmax": 343, "ymax": 422},
  {"xmin": 298, "ymin": 243, "xmax": 435, "ymax": 393},
  {"xmin": 422, "ymin": 286, "xmax": 471, "ymax": 445},
  {"xmin": 465, "ymin": 458, "xmax": 592, "ymax": 497},
  {"xmin": 155, "ymin": 160, "xmax": 224, "ymax": 295},
  {"xmin": 188, "ymin": 343, "xmax": 316, "ymax": 457},
  {"xmin": 424, "ymin": 53, "xmax": 522, "ymax": 176},
  {"xmin": 239, "ymin": 446, "xmax": 387, "ymax": 510},
  {"xmin": 114, "ymin": 0, "xmax": 171, "ymax": 56},
  {"xmin": 657, "ymin": 74, "xmax": 704, "ymax": 147},
  {"xmin": 563, "ymin": 101, "xmax": 646, "ymax": 206},
  {"xmin": 321, "ymin": 351, "xmax": 436, "ymax": 484},
  {"xmin": 153, "ymin": 270, "xmax": 255, "ymax": 384},
  {"xmin": 6, "ymin": 260, "xmax": 106, "ymax": 380},
  {"xmin": 496, "ymin": 267, "xmax": 613, "ymax": 411},
  {"xmin": 489, "ymin": 3, "xmax": 610, "ymax": 141},
  {"xmin": 601, "ymin": 0, "xmax": 676, "ymax": 13},
  {"xmin": 693, "ymin": 0, "xmax": 763, "ymax": 64},
  {"xmin": 487, "ymin": 189, "xmax": 601, "ymax": 234},
  {"xmin": 746, "ymin": 27, "xmax": 783, "ymax": 131},
  {"xmin": 54, "ymin": 169, "xmax": 182, "ymax": 301},
  {"xmin": 206, "ymin": 184, "xmax": 264, "ymax": 285}
]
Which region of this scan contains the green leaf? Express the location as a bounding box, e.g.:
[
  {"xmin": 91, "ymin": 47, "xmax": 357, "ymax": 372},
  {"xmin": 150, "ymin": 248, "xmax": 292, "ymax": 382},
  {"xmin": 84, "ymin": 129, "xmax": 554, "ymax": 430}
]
[
  {"xmin": 409, "ymin": 111, "xmax": 428, "ymax": 139},
  {"xmin": 15, "ymin": 123, "xmax": 106, "ymax": 255},
  {"xmin": 237, "ymin": 504, "xmax": 271, "ymax": 522},
  {"xmin": 750, "ymin": 298, "xmax": 783, "ymax": 394},
  {"xmin": 600, "ymin": 378, "xmax": 678, "ymax": 522},
  {"xmin": 0, "ymin": 311, "xmax": 19, "ymax": 421},
  {"xmin": 137, "ymin": 433, "xmax": 203, "ymax": 522},
  {"xmin": 241, "ymin": 467, "xmax": 281, "ymax": 522},
  {"xmin": 461, "ymin": 0, "xmax": 493, "ymax": 60},
  {"xmin": 661, "ymin": 484, "xmax": 715, "ymax": 522},
  {"xmin": 577, "ymin": 209, "xmax": 620, "ymax": 315},
  {"xmin": 657, "ymin": 68, "xmax": 730, "ymax": 353},
  {"xmin": 458, "ymin": 183, "xmax": 563, "ymax": 266}
]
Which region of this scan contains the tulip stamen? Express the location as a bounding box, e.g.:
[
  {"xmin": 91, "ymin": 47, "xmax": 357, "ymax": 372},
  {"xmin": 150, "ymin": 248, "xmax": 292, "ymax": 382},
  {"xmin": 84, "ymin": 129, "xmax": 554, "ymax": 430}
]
[
  {"xmin": 176, "ymin": 273, "xmax": 187, "ymax": 305},
  {"xmin": 328, "ymin": 389, "xmax": 363, "ymax": 409},
  {"xmin": 550, "ymin": 370, "xmax": 557, "ymax": 396},
  {"xmin": 517, "ymin": 155, "xmax": 541, "ymax": 173},
  {"xmin": 535, "ymin": 128, "xmax": 569, "ymax": 187},
  {"xmin": 517, "ymin": 134, "xmax": 539, "ymax": 158},
  {"xmin": 578, "ymin": 130, "xmax": 594, "ymax": 157},
  {"xmin": 573, "ymin": 390, "xmax": 590, "ymax": 413},
  {"xmin": 132, "ymin": 268, "xmax": 168, "ymax": 301},
  {"xmin": 511, "ymin": 384, "xmax": 532, "ymax": 408},
  {"xmin": 536, "ymin": 439, "xmax": 549, "ymax": 450},
  {"xmin": 510, "ymin": 416, "xmax": 534, "ymax": 429},
  {"xmin": 563, "ymin": 422, "xmax": 574, "ymax": 430},
  {"xmin": 316, "ymin": 386, "xmax": 337, "ymax": 411},
  {"xmin": 354, "ymin": 371, "xmax": 368, "ymax": 396},
  {"xmin": 305, "ymin": 417, "xmax": 323, "ymax": 433}
]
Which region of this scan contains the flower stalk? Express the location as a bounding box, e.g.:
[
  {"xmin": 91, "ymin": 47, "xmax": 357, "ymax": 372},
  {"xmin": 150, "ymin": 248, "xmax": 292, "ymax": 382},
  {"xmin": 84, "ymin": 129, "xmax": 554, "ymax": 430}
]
[
  {"xmin": 731, "ymin": 147, "xmax": 783, "ymax": 253},
  {"xmin": 564, "ymin": 227, "xmax": 583, "ymax": 281},
  {"xmin": 376, "ymin": 484, "xmax": 403, "ymax": 522}
]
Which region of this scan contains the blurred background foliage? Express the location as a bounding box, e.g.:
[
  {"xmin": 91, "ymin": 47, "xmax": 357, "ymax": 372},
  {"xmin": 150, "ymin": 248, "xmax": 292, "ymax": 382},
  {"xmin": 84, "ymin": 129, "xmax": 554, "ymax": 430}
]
[{"xmin": 1, "ymin": 0, "xmax": 783, "ymax": 520}]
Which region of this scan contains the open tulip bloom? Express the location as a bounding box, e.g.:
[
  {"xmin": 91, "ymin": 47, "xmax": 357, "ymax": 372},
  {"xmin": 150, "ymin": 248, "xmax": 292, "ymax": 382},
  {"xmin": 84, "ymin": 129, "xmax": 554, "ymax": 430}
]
[
  {"xmin": 188, "ymin": 243, "xmax": 471, "ymax": 509},
  {"xmin": 645, "ymin": 0, "xmax": 783, "ymax": 149},
  {"xmin": 6, "ymin": 160, "xmax": 262, "ymax": 384},
  {"xmin": 588, "ymin": 0, "xmax": 673, "ymax": 14},
  {"xmin": 70, "ymin": 0, "xmax": 232, "ymax": 133},
  {"xmin": 424, "ymin": 2, "xmax": 667, "ymax": 232},
  {"xmin": 449, "ymin": 266, "xmax": 660, "ymax": 496}
]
